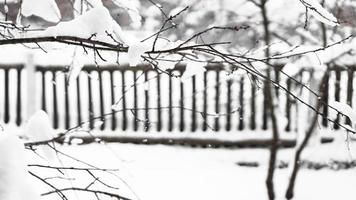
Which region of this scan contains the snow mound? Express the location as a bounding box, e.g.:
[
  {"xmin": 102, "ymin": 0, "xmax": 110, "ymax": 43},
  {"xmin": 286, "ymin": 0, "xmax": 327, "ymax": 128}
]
[
  {"xmin": 24, "ymin": 110, "xmax": 54, "ymax": 141},
  {"xmin": 0, "ymin": 135, "xmax": 39, "ymax": 200},
  {"xmin": 23, "ymin": 110, "xmax": 57, "ymax": 161}
]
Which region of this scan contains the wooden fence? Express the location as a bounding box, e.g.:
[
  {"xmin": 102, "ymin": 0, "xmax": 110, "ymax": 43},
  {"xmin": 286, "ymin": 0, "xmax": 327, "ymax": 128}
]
[{"xmin": 0, "ymin": 63, "xmax": 354, "ymax": 132}]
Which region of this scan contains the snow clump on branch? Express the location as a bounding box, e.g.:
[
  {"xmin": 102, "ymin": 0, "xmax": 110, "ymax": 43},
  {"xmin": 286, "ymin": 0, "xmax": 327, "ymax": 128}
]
[{"xmin": 42, "ymin": 6, "xmax": 129, "ymax": 45}]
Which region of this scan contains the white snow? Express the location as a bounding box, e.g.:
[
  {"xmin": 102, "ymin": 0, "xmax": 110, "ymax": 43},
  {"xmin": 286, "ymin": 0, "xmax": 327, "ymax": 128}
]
[
  {"xmin": 21, "ymin": 0, "xmax": 61, "ymax": 23},
  {"xmin": 169, "ymin": 6, "xmax": 188, "ymax": 17},
  {"xmin": 23, "ymin": 110, "xmax": 55, "ymax": 141},
  {"xmin": 0, "ymin": 134, "xmax": 39, "ymax": 200},
  {"xmin": 283, "ymin": 62, "xmax": 301, "ymax": 77},
  {"xmin": 127, "ymin": 41, "xmax": 151, "ymax": 66},
  {"xmin": 113, "ymin": 0, "xmax": 142, "ymax": 28},
  {"xmin": 67, "ymin": 47, "xmax": 85, "ymax": 85},
  {"xmin": 185, "ymin": 10, "xmax": 206, "ymax": 26},
  {"xmin": 181, "ymin": 61, "xmax": 207, "ymax": 82},
  {"xmin": 22, "ymin": 110, "xmax": 57, "ymax": 161},
  {"xmin": 42, "ymin": 6, "xmax": 128, "ymax": 45},
  {"xmin": 127, "ymin": 38, "xmax": 183, "ymax": 66},
  {"xmin": 329, "ymin": 101, "xmax": 356, "ymax": 130},
  {"xmin": 21, "ymin": 130, "xmax": 356, "ymax": 200},
  {"xmin": 0, "ymin": 0, "xmax": 18, "ymax": 2},
  {"xmin": 298, "ymin": 0, "xmax": 339, "ymax": 26}
]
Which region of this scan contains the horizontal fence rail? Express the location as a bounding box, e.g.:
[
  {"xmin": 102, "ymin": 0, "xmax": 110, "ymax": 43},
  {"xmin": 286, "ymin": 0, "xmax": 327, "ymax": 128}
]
[{"xmin": 0, "ymin": 63, "xmax": 354, "ymax": 133}]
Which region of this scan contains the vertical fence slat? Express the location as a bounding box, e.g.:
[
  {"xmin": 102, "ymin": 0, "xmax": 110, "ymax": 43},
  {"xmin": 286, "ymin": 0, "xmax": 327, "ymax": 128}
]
[
  {"xmin": 41, "ymin": 70, "xmax": 47, "ymax": 112},
  {"xmin": 226, "ymin": 79, "xmax": 232, "ymax": 131},
  {"xmin": 346, "ymin": 68, "xmax": 354, "ymax": 125},
  {"xmin": 109, "ymin": 70, "xmax": 116, "ymax": 130},
  {"xmin": 262, "ymin": 79, "xmax": 268, "ymax": 130},
  {"xmin": 52, "ymin": 71, "xmax": 59, "ymax": 129},
  {"xmin": 333, "ymin": 68, "xmax": 341, "ymax": 129},
  {"xmin": 238, "ymin": 77, "xmax": 244, "ymax": 130},
  {"xmin": 250, "ymin": 78, "xmax": 256, "ymax": 130},
  {"xmin": 202, "ymin": 72, "xmax": 208, "ymax": 131},
  {"xmin": 179, "ymin": 71, "xmax": 185, "ymax": 132},
  {"xmin": 121, "ymin": 69, "xmax": 127, "ymax": 130},
  {"xmin": 156, "ymin": 72, "xmax": 162, "ymax": 131},
  {"xmin": 322, "ymin": 71, "xmax": 329, "ymax": 127},
  {"xmin": 133, "ymin": 71, "xmax": 138, "ymax": 131},
  {"xmin": 214, "ymin": 69, "xmax": 220, "ymax": 131},
  {"xmin": 16, "ymin": 68, "xmax": 22, "ymax": 125},
  {"xmin": 168, "ymin": 71, "xmax": 173, "ymax": 131},
  {"xmin": 64, "ymin": 74, "xmax": 70, "ymax": 129},
  {"xmin": 76, "ymin": 76, "xmax": 82, "ymax": 126},
  {"xmin": 144, "ymin": 70, "xmax": 150, "ymax": 132},
  {"xmin": 98, "ymin": 70, "xmax": 105, "ymax": 130},
  {"xmin": 191, "ymin": 76, "xmax": 196, "ymax": 132},
  {"xmin": 87, "ymin": 71, "xmax": 94, "ymax": 129},
  {"xmin": 4, "ymin": 69, "xmax": 9, "ymax": 123},
  {"xmin": 274, "ymin": 67, "xmax": 280, "ymax": 97}
]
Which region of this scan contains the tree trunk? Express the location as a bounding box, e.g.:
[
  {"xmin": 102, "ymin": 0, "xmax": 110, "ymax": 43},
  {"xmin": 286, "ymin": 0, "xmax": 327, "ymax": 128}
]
[
  {"xmin": 285, "ymin": 73, "xmax": 328, "ymax": 200},
  {"xmin": 260, "ymin": 1, "xmax": 280, "ymax": 199}
]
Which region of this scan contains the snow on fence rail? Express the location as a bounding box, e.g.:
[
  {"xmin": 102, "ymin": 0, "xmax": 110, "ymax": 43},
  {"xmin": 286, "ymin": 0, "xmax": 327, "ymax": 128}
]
[{"xmin": 0, "ymin": 63, "xmax": 354, "ymax": 133}]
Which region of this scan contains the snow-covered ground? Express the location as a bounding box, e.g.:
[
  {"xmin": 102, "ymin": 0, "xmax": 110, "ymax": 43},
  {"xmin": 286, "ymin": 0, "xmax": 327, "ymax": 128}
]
[{"xmin": 22, "ymin": 128, "xmax": 356, "ymax": 200}]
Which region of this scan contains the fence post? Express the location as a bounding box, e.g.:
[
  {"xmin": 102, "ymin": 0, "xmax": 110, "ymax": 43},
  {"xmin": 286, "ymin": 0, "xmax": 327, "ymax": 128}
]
[{"xmin": 26, "ymin": 53, "xmax": 37, "ymax": 120}]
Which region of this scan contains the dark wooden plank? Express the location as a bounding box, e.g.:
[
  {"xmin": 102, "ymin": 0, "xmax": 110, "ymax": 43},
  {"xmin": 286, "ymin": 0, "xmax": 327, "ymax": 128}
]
[
  {"xmin": 67, "ymin": 136, "xmax": 334, "ymax": 149},
  {"xmin": 52, "ymin": 71, "xmax": 59, "ymax": 129},
  {"xmin": 4, "ymin": 69, "xmax": 9, "ymax": 123},
  {"xmin": 262, "ymin": 78, "xmax": 268, "ymax": 130},
  {"xmin": 168, "ymin": 71, "xmax": 173, "ymax": 131},
  {"xmin": 133, "ymin": 71, "xmax": 138, "ymax": 131},
  {"xmin": 250, "ymin": 77, "xmax": 256, "ymax": 130},
  {"xmin": 214, "ymin": 69, "xmax": 220, "ymax": 131},
  {"xmin": 179, "ymin": 71, "xmax": 185, "ymax": 132},
  {"xmin": 238, "ymin": 77, "xmax": 244, "ymax": 130},
  {"xmin": 121, "ymin": 69, "xmax": 127, "ymax": 130},
  {"xmin": 202, "ymin": 72, "xmax": 208, "ymax": 131},
  {"xmin": 109, "ymin": 70, "xmax": 117, "ymax": 130},
  {"xmin": 0, "ymin": 64, "xmax": 23, "ymax": 70},
  {"xmin": 346, "ymin": 68, "xmax": 354, "ymax": 125},
  {"xmin": 41, "ymin": 71, "xmax": 47, "ymax": 112},
  {"xmin": 87, "ymin": 71, "xmax": 94, "ymax": 129},
  {"xmin": 76, "ymin": 76, "xmax": 82, "ymax": 126},
  {"xmin": 144, "ymin": 71, "xmax": 150, "ymax": 132},
  {"xmin": 333, "ymin": 69, "xmax": 341, "ymax": 129},
  {"xmin": 64, "ymin": 74, "xmax": 70, "ymax": 129},
  {"xmin": 156, "ymin": 72, "xmax": 162, "ymax": 131},
  {"xmin": 16, "ymin": 68, "xmax": 22, "ymax": 125},
  {"xmin": 191, "ymin": 76, "xmax": 197, "ymax": 132},
  {"xmin": 322, "ymin": 71, "xmax": 329, "ymax": 127},
  {"xmin": 98, "ymin": 70, "xmax": 105, "ymax": 130},
  {"xmin": 274, "ymin": 66, "xmax": 281, "ymax": 97},
  {"xmin": 226, "ymin": 80, "xmax": 232, "ymax": 131}
]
